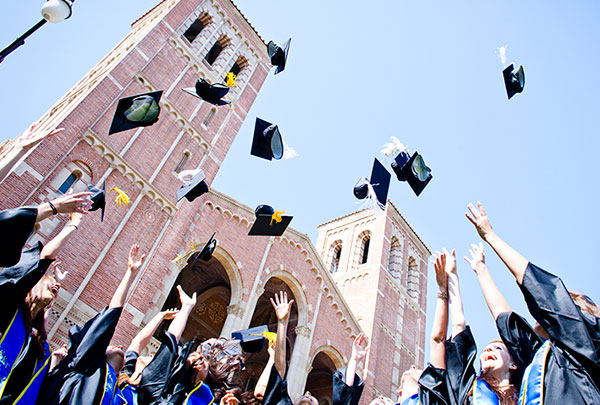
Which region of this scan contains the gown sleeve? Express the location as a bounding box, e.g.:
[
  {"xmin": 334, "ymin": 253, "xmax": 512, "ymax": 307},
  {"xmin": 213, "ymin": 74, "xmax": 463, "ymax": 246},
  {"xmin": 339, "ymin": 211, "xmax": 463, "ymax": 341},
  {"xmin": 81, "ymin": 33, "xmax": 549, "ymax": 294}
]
[
  {"xmin": 122, "ymin": 350, "xmax": 139, "ymax": 377},
  {"xmin": 519, "ymin": 263, "xmax": 600, "ymax": 364},
  {"xmin": 332, "ymin": 366, "xmax": 365, "ymax": 405},
  {"xmin": 263, "ymin": 365, "xmax": 292, "ymax": 405},
  {"xmin": 0, "ymin": 206, "xmax": 38, "ymax": 267},
  {"xmin": 444, "ymin": 326, "xmax": 477, "ymax": 405},
  {"xmin": 138, "ymin": 331, "xmax": 179, "ymax": 404},
  {"xmin": 418, "ymin": 364, "xmax": 450, "ymax": 405}
]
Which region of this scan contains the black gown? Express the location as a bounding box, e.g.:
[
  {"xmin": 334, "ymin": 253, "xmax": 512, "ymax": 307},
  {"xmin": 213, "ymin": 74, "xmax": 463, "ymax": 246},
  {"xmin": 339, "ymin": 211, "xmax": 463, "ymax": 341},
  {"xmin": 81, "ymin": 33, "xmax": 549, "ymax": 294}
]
[
  {"xmin": 331, "ymin": 367, "xmax": 364, "ymax": 405},
  {"xmin": 0, "ymin": 206, "xmax": 38, "ymax": 267},
  {"xmin": 0, "ymin": 242, "xmax": 53, "ymax": 404},
  {"xmin": 262, "ymin": 366, "xmax": 291, "ymax": 405},
  {"xmin": 417, "ymin": 364, "xmax": 451, "ymax": 405},
  {"xmin": 443, "ymin": 326, "xmax": 477, "ymax": 405},
  {"xmin": 496, "ymin": 262, "xmax": 600, "ymax": 404},
  {"xmin": 38, "ymin": 307, "xmax": 123, "ymax": 405}
]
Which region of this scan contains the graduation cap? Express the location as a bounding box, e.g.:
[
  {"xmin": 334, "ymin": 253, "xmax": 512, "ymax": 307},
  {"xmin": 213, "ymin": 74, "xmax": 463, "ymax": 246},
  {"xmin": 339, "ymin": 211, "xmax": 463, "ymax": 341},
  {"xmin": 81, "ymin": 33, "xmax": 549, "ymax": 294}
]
[
  {"xmin": 191, "ymin": 232, "xmax": 217, "ymax": 266},
  {"xmin": 176, "ymin": 170, "xmax": 209, "ymax": 203},
  {"xmin": 391, "ymin": 152, "xmax": 432, "ymax": 196},
  {"xmin": 503, "ymin": 63, "xmax": 525, "ymax": 100},
  {"xmin": 0, "ymin": 207, "xmax": 37, "ymax": 267},
  {"xmin": 248, "ymin": 204, "xmax": 292, "ymax": 236},
  {"xmin": 231, "ymin": 325, "xmax": 270, "ymax": 353},
  {"xmin": 183, "ymin": 78, "xmax": 230, "ymax": 106},
  {"xmin": 267, "ymin": 38, "xmax": 291, "ymax": 75},
  {"xmin": 251, "ymin": 118, "xmax": 284, "ymax": 161},
  {"xmin": 88, "ymin": 180, "xmax": 106, "ymax": 222},
  {"xmin": 108, "ymin": 91, "xmax": 163, "ymax": 135},
  {"xmin": 353, "ymin": 158, "xmax": 391, "ymax": 207}
]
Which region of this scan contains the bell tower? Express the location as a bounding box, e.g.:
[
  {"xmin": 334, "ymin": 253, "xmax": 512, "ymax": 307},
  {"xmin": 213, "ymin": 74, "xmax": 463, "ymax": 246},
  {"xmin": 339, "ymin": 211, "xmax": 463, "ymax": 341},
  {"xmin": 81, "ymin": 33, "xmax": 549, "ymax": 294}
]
[{"xmin": 316, "ymin": 203, "xmax": 430, "ymax": 399}]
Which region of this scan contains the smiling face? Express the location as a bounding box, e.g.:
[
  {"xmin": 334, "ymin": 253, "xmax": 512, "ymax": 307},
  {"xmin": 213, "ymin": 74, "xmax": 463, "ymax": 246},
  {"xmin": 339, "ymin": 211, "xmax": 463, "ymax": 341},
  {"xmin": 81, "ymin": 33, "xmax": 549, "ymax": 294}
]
[{"xmin": 479, "ymin": 340, "xmax": 516, "ymax": 382}]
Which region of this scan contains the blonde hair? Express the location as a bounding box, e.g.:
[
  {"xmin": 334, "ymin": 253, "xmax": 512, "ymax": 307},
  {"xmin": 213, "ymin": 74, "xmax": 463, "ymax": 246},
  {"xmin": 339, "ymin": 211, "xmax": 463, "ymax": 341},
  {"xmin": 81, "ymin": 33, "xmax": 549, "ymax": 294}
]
[{"xmin": 569, "ymin": 292, "xmax": 600, "ymax": 317}]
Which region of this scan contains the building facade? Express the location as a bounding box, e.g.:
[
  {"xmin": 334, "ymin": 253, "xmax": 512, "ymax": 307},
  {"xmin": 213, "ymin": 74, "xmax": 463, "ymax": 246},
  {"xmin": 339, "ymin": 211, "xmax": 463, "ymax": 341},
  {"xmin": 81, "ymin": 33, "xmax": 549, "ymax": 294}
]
[{"xmin": 0, "ymin": 0, "xmax": 429, "ymax": 403}]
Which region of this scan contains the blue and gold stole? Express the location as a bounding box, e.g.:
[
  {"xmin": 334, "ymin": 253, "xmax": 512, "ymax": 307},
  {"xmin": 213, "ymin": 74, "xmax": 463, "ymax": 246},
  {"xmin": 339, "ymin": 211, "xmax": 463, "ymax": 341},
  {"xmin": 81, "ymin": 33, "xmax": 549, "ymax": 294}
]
[
  {"xmin": 401, "ymin": 393, "xmax": 419, "ymax": 405},
  {"xmin": 117, "ymin": 384, "xmax": 138, "ymax": 405},
  {"xmin": 99, "ymin": 363, "xmax": 118, "ymax": 405},
  {"xmin": 13, "ymin": 342, "xmax": 51, "ymax": 404},
  {"xmin": 184, "ymin": 381, "xmax": 215, "ymax": 405},
  {"xmin": 0, "ymin": 310, "xmax": 28, "ymax": 397},
  {"xmin": 472, "ymin": 379, "xmax": 500, "ymax": 405},
  {"xmin": 518, "ymin": 340, "xmax": 550, "ymax": 405}
]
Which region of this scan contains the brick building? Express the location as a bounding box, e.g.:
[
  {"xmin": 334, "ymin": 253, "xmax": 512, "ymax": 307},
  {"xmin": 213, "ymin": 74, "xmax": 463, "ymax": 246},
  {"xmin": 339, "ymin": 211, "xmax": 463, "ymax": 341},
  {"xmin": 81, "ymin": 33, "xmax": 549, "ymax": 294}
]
[{"xmin": 0, "ymin": 0, "xmax": 429, "ymax": 402}]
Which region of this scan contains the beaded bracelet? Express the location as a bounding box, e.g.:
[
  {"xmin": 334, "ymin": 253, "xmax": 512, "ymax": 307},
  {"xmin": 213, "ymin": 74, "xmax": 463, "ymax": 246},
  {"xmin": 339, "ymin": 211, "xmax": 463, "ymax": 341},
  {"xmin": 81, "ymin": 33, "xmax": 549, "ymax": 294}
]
[{"xmin": 48, "ymin": 201, "xmax": 58, "ymax": 215}]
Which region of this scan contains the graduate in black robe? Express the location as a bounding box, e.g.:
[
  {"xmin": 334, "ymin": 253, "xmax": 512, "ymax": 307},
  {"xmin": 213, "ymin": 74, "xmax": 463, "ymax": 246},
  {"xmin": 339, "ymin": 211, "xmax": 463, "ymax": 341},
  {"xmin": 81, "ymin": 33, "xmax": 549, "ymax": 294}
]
[
  {"xmin": 331, "ymin": 333, "xmax": 367, "ymax": 405},
  {"xmin": 466, "ymin": 202, "xmax": 600, "ymax": 404},
  {"xmin": 38, "ymin": 243, "xmax": 147, "ymax": 405}
]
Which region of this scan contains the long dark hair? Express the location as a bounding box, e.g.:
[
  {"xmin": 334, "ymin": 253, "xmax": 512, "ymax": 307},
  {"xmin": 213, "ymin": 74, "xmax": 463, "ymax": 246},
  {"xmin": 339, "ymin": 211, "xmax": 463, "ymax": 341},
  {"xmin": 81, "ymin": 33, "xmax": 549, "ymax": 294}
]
[{"xmin": 23, "ymin": 275, "xmax": 54, "ymax": 360}]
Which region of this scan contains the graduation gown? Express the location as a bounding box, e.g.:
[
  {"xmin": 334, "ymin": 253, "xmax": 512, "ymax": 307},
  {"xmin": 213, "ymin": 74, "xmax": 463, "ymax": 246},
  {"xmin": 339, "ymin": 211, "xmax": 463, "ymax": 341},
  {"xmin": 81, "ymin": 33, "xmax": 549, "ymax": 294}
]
[
  {"xmin": 332, "ymin": 367, "xmax": 364, "ymax": 405},
  {"xmin": 416, "ymin": 365, "xmax": 451, "ymax": 405},
  {"xmin": 40, "ymin": 307, "xmax": 123, "ymax": 405},
  {"xmin": 0, "ymin": 206, "xmax": 37, "ymax": 268},
  {"xmin": 444, "ymin": 327, "xmax": 477, "ymax": 405},
  {"xmin": 262, "ymin": 366, "xmax": 291, "ymax": 405},
  {"xmin": 496, "ymin": 262, "xmax": 600, "ymax": 404},
  {"xmin": 0, "ymin": 242, "xmax": 53, "ymax": 404}
]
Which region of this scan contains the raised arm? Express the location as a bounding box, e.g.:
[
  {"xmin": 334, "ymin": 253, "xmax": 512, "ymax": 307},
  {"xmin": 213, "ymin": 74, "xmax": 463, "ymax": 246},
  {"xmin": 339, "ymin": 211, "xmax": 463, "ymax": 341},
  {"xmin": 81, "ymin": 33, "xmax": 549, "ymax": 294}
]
[
  {"xmin": 465, "ymin": 242, "xmax": 511, "ymax": 320},
  {"xmin": 444, "ymin": 249, "xmax": 465, "ymax": 338},
  {"xmin": 346, "ymin": 333, "xmax": 369, "ymax": 386},
  {"xmin": 40, "ymin": 212, "xmax": 83, "ymax": 260},
  {"xmin": 127, "ymin": 308, "xmax": 178, "ymax": 354},
  {"xmin": 35, "ymin": 192, "xmax": 92, "ymax": 224},
  {"xmin": 167, "ymin": 285, "xmax": 197, "ymax": 343},
  {"xmin": 430, "ymin": 251, "xmax": 449, "ymax": 369},
  {"xmin": 109, "ymin": 244, "xmax": 145, "ymax": 309},
  {"xmin": 466, "ymin": 202, "xmax": 528, "ymax": 284},
  {"xmin": 270, "ymin": 291, "xmax": 294, "ymax": 378},
  {"xmin": 254, "ymin": 343, "xmax": 276, "ymax": 400}
]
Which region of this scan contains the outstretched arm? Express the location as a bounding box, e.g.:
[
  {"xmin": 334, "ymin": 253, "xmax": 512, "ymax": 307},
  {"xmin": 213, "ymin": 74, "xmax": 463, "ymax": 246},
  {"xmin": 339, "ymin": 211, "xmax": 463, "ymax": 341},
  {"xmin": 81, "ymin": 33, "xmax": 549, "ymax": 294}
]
[
  {"xmin": 444, "ymin": 249, "xmax": 466, "ymax": 338},
  {"xmin": 167, "ymin": 285, "xmax": 197, "ymax": 343},
  {"xmin": 254, "ymin": 344, "xmax": 276, "ymax": 400},
  {"xmin": 127, "ymin": 308, "xmax": 178, "ymax": 354},
  {"xmin": 35, "ymin": 192, "xmax": 92, "ymax": 224},
  {"xmin": 40, "ymin": 213, "xmax": 84, "ymax": 259},
  {"xmin": 109, "ymin": 244, "xmax": 145, "ymax": 309},
  {"xmin": 466, "ymin": 202, "xmax": 528, "ymax": 284},
  {"xmin": 430, "ymin": 251, "xmax": 449, "ymax": 369},
  {"xmin": 346, "ymin": 333, "xmax": 369, "ymax": 386},
  {"xmin": 465, "ymin": 242, "xmax": 511, "ymax": 320},
  {"xmin": 270, "ymin": 291, "xmax": 294, "ymax": 378}
]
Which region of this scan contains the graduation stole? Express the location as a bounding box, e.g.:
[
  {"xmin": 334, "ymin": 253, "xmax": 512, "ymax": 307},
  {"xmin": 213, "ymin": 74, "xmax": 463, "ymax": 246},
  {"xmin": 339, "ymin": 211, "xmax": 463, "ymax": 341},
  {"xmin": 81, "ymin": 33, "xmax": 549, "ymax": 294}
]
[
  {"xmin": 472, "ymin": 379, "xmax": 500, "ymax": 405},
  {"xmin": 401, "ymin": 393, "xmax": 419, "ymax": 405},
  {"xmin": 183, "ymin": 381, "xmax": 215, "ymax": 405},
  {"xmin": 12, "ymin": 342, "xmax": 51, "ymax": 404},
  {"xmin": 0, "ymin": 310, "xmax": 27, "ymax": 397},
  {"xmin": 118, "ymin": 384, "xmax": 138, "ymax": 405},
  {"xmin": 518, "ymin": 340, "xmax": 550, "ymax": 405},
  {"xmin": 99, "ymin": 362, "xmax": 118, "ymax": 405}
]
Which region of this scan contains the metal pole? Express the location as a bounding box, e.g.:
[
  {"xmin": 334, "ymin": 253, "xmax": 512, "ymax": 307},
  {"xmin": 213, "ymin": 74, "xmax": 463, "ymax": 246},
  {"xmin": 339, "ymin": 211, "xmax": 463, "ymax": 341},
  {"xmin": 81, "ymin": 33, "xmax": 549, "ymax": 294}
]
[{"xmin": 0, "ymin": 19, "xmax": 47, "ymax": 64}]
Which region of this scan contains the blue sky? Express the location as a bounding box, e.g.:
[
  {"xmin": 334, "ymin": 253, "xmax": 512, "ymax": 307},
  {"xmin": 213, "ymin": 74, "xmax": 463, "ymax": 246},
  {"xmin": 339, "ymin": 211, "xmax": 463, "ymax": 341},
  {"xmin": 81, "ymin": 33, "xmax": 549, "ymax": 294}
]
[{"xmin": 2, "ymin": 0, "xmax": 600, "ymax": 367}]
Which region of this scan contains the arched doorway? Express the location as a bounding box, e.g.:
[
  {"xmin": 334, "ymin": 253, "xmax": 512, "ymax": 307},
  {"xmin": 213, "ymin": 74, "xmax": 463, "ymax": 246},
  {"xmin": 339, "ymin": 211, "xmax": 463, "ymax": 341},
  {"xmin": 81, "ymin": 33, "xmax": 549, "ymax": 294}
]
[
  {"xmin": 157, "ymin": 254, "xmax": 232, "ymax": 343},
  {"xmin": 305, "ymin": 352, "xmax": 338, "ymax": 405},
  {"xmin": 240, "ymin": 277, "xmax": 299, "ymax": 393}
]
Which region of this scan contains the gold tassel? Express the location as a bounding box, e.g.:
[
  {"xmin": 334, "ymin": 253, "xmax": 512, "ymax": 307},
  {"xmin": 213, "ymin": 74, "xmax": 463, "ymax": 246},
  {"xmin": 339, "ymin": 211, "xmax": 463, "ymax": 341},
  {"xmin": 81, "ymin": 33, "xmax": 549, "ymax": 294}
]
[
  {"xmin": 110, "ymin": 187, "xmax": 130, "ymax": 206},
  {"xmin": 250, "ymin": 331, "xmax": 278, "ymax": 348},
  {"xmin": 225, "ymin": 72, "xmax": 237, "ymax": 87},
  {"xmin": 270, "ymin": 210, "xmax": 285, "ymax": 226}
]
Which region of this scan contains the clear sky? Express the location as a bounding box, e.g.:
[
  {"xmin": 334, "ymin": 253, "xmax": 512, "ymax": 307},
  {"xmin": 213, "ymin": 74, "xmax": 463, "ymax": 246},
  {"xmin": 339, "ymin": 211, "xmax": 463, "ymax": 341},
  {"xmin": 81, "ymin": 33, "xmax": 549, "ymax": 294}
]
[{"xmin": 2, "ymin": 0, "xmax": 600, "ymax": 369}]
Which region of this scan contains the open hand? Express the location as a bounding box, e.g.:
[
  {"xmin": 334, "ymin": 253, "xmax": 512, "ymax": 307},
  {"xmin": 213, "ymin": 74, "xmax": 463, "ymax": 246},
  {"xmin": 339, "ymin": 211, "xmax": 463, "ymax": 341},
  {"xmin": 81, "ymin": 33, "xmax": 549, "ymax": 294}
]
[
  {"xmin": 51, "ymin": 261, "xmax": 68, "ymax": 283},
  {"xmin": 177, "ymin": 285, "xmax": 197, "ymax": 308},
  {"xmin": 51, "ymin": 191, "xmax": 92, "ymax": 214},
  {"xmin": 351, "ymin": 333, "xmax": 370, "ymax": 362},
  {"xmin": 432, "ymin": 252, "xmax": 448, "ymax": 290},
  {"xmin": 18, "ymin": 123, "xmax": 65, "ymax": 150},
  {"xmin": 466, "ymin": 202, "xmax": 494, "ymax": 241},
  {"xmin": 127, "ymin": 244, "xmax": 146, "ymax": 273},
  {"xmin": 464, "ymin": 242, "xmax": 486, "ymax": 274},
  {"xmin": 270, "ymin": 291, "xmax": 294, "ymax": 322}
]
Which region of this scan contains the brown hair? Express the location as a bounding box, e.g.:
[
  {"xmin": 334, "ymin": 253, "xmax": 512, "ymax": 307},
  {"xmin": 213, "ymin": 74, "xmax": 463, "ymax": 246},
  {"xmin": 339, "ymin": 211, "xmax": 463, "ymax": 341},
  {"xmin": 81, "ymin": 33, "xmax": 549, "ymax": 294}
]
[
  {"xmin": 468, "ymin": 376, "xmax": 517, "ymax": 405},
  {"xmin": 23, "ymin": 275, "xmax": 55, "ymax": 360},
  {"xmin": 569, "ymin": 292, "xmax": 600, "ymax": 317}
]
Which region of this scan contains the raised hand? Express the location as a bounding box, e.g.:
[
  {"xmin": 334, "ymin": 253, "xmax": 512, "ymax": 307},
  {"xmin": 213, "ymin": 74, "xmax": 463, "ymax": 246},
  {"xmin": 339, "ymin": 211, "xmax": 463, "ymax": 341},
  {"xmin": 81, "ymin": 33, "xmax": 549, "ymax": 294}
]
[
  {"xmin": 51, "ymin": 260, "xmax": 68, "ymax": 283},
  {"xmin": 432, "ymin": 252, "xmax": 448, "ymax": 290},
  {"xmin": 161, "ymin": 308, "xmax": 179, "ymax": 320},
  {"xmin": 127, "ymin": 244, "xmax": 146, "ymax": 274},
  {"xmin": 464, "ymin": 242, "xmax": 486, "ymax": 274},
  {"xmin": 465, "ymin": 202, "xmax": 494, "ymax": 241},
  {"xmin": 18, "ymin": 123, "xmax": 65, "ymax": 150},
  {"xmin": 351, "ymin": 333, "xmax": 370, "ymax": 362},
  {"xmin": 177, "ymin": 285, "xmax": 197, "ymax": 308},
  {"xmin": 270, "ymin": 291, "xmax": 294, "ymax": 322},
  {"xmin": 51, "ymin": 191, "xmax": 93, "ymax": 214}
]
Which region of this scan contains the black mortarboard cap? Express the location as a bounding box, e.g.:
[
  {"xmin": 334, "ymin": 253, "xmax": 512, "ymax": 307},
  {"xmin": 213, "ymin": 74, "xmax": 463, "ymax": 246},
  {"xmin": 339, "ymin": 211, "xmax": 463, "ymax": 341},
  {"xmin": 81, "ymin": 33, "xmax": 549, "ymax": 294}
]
[
  {"xmin": 353, "ymin": 158, "xmax": 391, "ymax": 207},
  {"xmin": 183, "ymin": 78, "xmax": 230, "ymax": 106},
  {"xmin": 192, "ymin": 232, "xmax": 217, "ymax": 266},
  {"xmin": 251, "ymin": 118, "xmax": 284, "ymax": 161},
  {"xmin": 176, "ymin": 170, "xmax": 209, "ymax": 203},
  {"xmin": 503, "ymin": 63, "xmax": 525, "ymax": 100},
  {"xmin": 391, "ymin": 152, "xmax": 432, "ymax": 196},
  {"xmin": 231, "ymin": 325, "xmax": 268, "ymax": 353},
  {"xmin": 0, "ymin": 207, "xmax": 37, "ymax": 267},
  {"xmin": 267, "ymin": 38, "xmax": 291, "ymax": 75},
  {"xmin": 88, "ymin": 180, "xmax": 106, "ymax": 222},
  {"xmin": 248, "ymin": 204, "xmax": 293, "ymax": 236},
  {"xmin": 108, "ymin": 91, "xmax": 163, "ymax": 135}
]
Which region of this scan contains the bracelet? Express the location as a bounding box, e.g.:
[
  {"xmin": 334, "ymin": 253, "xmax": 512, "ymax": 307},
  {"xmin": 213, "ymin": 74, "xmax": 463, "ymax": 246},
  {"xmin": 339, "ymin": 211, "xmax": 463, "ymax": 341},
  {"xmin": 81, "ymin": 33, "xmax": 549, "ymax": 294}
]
[
  {"xmin": 438, "ymin": 291, "xmax": 449, "ymax": 300},
  {"xmin": 48, "ymin": 201, "xmax": 58, "ymax": 215},
  {"xmin": 67, "ymin": 224, "xmax": 78, "ymax": 230}
]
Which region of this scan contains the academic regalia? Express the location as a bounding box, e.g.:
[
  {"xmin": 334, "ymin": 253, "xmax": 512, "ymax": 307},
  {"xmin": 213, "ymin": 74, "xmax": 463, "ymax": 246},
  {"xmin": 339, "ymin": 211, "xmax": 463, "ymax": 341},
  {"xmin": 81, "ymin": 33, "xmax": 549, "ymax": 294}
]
[
  {"xmin": 0, "ymin": 242, "xmax": 53, "ymax": 404},
  {"xmin": 416, "ymin": 365, "xmax": 451, "ymax": 405},
  {"xmin": 332, "ymin": 367, "xmax": 364, "ymax": 405},
  {"xmin": 41, "ymin": 307, "xmax": 123, "ymax": 405},
  {"xmin": 495, "ymin": 262, "xmax": 600, "ymax": 404},
  {"xmin": 111, "ymin": 350, "xmax": 140, "ymax": 405},
  {"xmin": 0, "ymin": 206, "xmax": 38, "ymax": 267},
  {"xmin": 262, "ymin": 366, "xmax": 291, "ymax": 405}
]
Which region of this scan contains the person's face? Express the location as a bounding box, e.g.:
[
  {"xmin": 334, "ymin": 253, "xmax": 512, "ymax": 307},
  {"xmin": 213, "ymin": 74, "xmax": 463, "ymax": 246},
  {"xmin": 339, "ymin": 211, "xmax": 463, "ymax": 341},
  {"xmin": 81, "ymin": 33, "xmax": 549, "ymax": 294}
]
[
  {"xmin": 106, "ymin": 345, "xmax": 125, "ymax": 371},
  {"xmin": 294, "ymin": 391, "xmax": 318, "ymax": 405},
  {"xmin": 398, "ymin": 365, "xmax": 422, "ymax": 399},
  {"xmin": 369, "ymin": 396, "xmax": 394, "ymax": 405},
  {"xmin": 479, "ymin": 341, "xmax": 515, "ymax": 379}
]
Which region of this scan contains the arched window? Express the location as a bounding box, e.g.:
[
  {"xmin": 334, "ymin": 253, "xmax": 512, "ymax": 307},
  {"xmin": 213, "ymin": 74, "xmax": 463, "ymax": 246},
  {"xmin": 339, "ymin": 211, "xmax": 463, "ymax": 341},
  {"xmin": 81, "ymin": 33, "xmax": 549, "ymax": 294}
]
[
  {"xmin": 58, "ymin": 171, "xmax": 81, "ymax": 194},
  {"xmin": 224, "ymin": 56, "xmax": 248, "ymax": 81},
  {"xmin": 204, "ymin": 35, "xmax": 230, "ymax": 65},
  {"xmin": 355, "ymin": 231, "xmax": 371, "ymax": 267},
  {"xmin": 174, "ymin": 151, "xmax": 191, "ymax": 174},
  {"xmin": 203, "ymin": 108, "xmax": 216, "ymax": 127},
  {"xmin": 329, "ymin": 241, "xmax": 343, "ymax": 274},
  {"xmin": 407, "ymin": 256, "xmax": 420, "ymax": 300},
  {"xmin": 360, "ymin": 237, "xmax": 370, "ymax": 264},
  {"xmin": 388, "ymin": 237, "xmax": 403, "ymax": 279},
  {"xmin": 182, "ymin": 12, "xmax": 212, "ymax": 43}
]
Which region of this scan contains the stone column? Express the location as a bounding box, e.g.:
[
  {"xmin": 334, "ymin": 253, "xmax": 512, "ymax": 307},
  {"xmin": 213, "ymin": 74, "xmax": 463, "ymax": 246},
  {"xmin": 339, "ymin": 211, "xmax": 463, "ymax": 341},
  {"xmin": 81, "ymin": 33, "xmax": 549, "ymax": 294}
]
[
  {"xmin": 287, "ymin": 325, "xmax": 313, "ymax": 398},
  {"xmin": 220, "ymin": 303, "xmax": 245, "ymax": 336}
]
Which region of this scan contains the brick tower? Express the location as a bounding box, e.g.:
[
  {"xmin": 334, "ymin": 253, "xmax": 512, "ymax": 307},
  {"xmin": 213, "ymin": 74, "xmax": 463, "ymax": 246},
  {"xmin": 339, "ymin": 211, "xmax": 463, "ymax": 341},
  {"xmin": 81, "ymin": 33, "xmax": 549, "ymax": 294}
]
[{"xmin": 316, "ymin": 203, "xmax": 430, "ymax": 398}]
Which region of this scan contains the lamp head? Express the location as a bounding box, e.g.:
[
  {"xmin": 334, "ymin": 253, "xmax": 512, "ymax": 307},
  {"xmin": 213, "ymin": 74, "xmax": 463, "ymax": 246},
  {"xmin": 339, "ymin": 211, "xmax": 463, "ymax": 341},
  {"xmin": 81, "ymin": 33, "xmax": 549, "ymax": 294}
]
[{"xmin": 41, "ymin": 0, "xmax": 73, "ymax": 23}]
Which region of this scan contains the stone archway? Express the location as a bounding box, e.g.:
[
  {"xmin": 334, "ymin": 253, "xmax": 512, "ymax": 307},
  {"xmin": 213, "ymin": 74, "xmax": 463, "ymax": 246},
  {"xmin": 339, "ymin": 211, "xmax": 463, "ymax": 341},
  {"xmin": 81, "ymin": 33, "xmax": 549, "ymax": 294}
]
[{"xmin": 305, "ymin": 348, "xmax": 344, "ymax": 405}]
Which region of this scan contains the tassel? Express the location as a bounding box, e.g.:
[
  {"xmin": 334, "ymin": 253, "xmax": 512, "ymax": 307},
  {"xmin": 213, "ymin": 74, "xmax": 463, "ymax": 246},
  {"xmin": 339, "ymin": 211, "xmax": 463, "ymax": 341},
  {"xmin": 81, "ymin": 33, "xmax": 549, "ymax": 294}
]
[
  {"xmin": 357, "ymin": 183, "xmax": 385, "ymax": 214},
  {"xmin": 110, "ymin": 187, "xmax": 130, "ymax": 206},
  {"xmin": 250, "ymin": 331, "xmax": 278, "ymax": 348},
  {"xmin": 270, "ymin": 211, "xmax": 285, "ymax": 226},
  {"xmin": 381, "ymin": 136, "xmax": 408, "ymax": 157},
  {"xmin": 225, "ymin": 72, "xmax": 237, "ymax": 87}
]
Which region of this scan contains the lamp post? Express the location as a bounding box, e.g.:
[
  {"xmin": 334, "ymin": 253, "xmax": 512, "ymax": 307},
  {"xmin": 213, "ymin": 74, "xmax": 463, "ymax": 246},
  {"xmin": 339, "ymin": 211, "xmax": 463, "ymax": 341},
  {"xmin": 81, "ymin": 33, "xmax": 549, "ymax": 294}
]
[{"xmin": 0, "ymin": 0, "xmax": 74, "ymax": 64}]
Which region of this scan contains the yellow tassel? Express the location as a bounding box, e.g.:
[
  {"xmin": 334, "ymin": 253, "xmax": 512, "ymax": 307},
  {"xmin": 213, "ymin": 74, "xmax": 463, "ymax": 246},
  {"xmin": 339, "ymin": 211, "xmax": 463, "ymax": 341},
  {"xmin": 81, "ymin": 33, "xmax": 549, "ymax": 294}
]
[
  {"xmin": 171, "ymin": 253, "xmax": 182, "ymax": 264},
  {"xmin": 270, "ymin": 210, "xmax": 285, "ymax": 226},
  {"xmin": 250, "ymin": 331, "xmax": 278, "ymax": 347},
  {"xmin": 225, "ymin": 72, "xmax": 237, "ymax": 87},
  {"xmin": 110, "ymin": 187, "xmax": 130, "ymax": 206}
]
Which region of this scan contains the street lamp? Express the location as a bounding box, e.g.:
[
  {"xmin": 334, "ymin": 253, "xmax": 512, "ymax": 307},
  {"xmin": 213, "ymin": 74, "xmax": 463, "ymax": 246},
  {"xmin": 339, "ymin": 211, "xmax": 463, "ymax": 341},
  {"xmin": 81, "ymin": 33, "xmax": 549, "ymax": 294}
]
[{"xmin": 0, "ymin": 0, "xmax": 74, "ymax": 64}]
